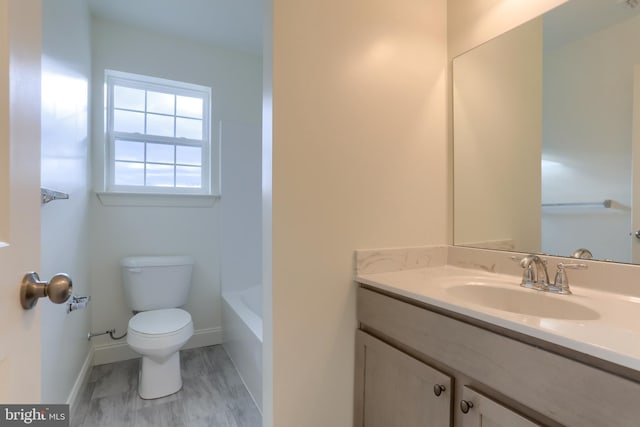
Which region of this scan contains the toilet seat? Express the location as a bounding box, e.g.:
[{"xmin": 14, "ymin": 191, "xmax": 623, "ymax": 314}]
[
  {"xmin": 129, "ymin": 308, "xmax": 192, "ymax": 337},
  {"xmin": 127, "ymin": 308, "xmax": 194, "ymax": 353}
]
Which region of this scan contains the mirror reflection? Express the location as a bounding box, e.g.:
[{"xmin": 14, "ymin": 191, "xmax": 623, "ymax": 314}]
[{"xmin": 453, "ymin": 0, "xmax": 640, "ymax": 264}]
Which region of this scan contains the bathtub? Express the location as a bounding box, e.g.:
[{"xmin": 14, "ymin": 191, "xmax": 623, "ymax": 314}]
[{"xmin": 222, "ymin": 285, "xmax": 262, "ymax": 412}]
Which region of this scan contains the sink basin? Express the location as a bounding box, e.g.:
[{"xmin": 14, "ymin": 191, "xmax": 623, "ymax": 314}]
[{"xmin": 445, "ymin": 284, "xmax": 600, "ymax": 320}]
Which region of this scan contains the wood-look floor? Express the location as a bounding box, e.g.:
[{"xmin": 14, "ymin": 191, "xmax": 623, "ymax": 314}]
[{"xmin": 72, "ymin": 345, "xmax": 262, "ymax": 427}]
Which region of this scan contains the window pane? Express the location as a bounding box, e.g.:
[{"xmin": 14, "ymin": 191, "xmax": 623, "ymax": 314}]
[
  {"xmin": 114, "ymin": 110, "xmax": 145, "ymax": 133},
  {"xmin": 107, "ymin": 71, "xmax": 211, "ymax": 194},
  {"xmin": 114, "ymin": 86, "xmax": 145, "ymax": 111},
  {"xmin": 114, "ymin": 161, "xmax": 144, "ymax": 186},
  {"xmin": 146, "ymin": 164, "xmax": 174, "ymax": 187},
  {"xmin": 176, "ymin": 166, "xmax": 201, "ymax": 188},
  {"xmin": 146, "ymin": 113, "xmax": 174, "ymax": 137},
  {"xmin": 114, "ymin": 140, "xmax": 144, "ymax": 161},
  {"xmin": 176, "ymin": 118, "xmax": 202, "ymax": 140},
  {"xmin": 176, "ymin": 96, "xmax": 203, "ymax": 119},
  {"xmin": 176, "ymin": 146, "xmax": 201, "ymax": 166},
  {"xmin": 147, "ymin": 91, "xmax": 175, "ymax": 115},
  {"xmin": 147, "ymin": 143, "xmax": 175, "ymax": 164}
]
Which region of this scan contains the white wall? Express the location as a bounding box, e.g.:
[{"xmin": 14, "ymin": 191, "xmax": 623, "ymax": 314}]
[
  {"xmin": 220, "ymin": 118, "xmax": 262, "ymax": 412},
  {"xmin": 89, "ymin": 17, "xmax": 262, "ymax": 363},
  {"xmin": 454, "ymin": 18, "xmax": 543, "ymax": 253},
  {"xmin": 40, "ymin": 0, "xmax": 92, "ymax": 404},
  {"xmin": 267, "ymin": 0, "xmax": 448, "ymax": 425},
  {"xmin": 541, "ymin": 13, "xmax": 640, "ymax": 262},
  {"xmin": 220, "ymin": 120, "xmax": 262, "ymax": 295}
]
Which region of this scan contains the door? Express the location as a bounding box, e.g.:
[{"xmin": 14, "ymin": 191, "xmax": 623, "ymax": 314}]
[
  {"xmin": 632, "ymin": 65, "xmax": 640, "ymax": 263},
  {"xmin": 354, "ymin": 330, "xmax": 452, "ymax": 427},
  {"xmin": 458, "ymin": 387, "xmax": 541, "ymax": 427},
  {"xmin": 0, "ymin": 0, "xmax": 42, "ymax": 402}
]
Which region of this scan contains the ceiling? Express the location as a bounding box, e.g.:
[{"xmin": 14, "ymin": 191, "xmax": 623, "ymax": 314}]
[{"xmin": 87, "ymin": 0, "xmax": 264, "ymax": 55}]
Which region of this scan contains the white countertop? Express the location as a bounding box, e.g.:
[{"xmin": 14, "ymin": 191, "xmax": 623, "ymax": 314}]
[{"xmin": 356, "ymin": 265, "xmax": 640, "ymax": 372}]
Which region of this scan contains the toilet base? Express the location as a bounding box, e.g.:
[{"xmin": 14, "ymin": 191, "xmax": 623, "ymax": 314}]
[{"xmin": 138, "ymin": 351, "xmax": 183, "ymax": 399}]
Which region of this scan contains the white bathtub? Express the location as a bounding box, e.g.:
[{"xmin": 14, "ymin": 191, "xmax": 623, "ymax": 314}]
[{"xmin": 222, "ymin": 285, "xmax": 262, "ymax": 412}]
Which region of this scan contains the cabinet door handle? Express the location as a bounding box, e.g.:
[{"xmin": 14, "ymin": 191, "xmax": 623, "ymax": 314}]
[
  {"xmin": 460, "ymin": 400, "xmax": 474, "ymax": 414},
  {"xmin": 433, "ymin": 384, "xmax": 446, "ymax": 397}
]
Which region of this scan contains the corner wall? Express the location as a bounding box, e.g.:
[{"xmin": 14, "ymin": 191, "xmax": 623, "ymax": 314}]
[
  {"xmin": 453, "ymin": 18, "xmax": 543, "ymax": 252},
  {"xmin": 40, "ymin": 0, "xmax": 92, "ymax": 404},
  {"xmin": 267, "ymin": 0, "xmax": 448, "ymax": 425},
  {"xmin": 446, "ymin": 0, "xmax": 569, "ymax": 256},
  {"xmin": 220, "ymin": 120, "xmax": 262, "ymax": 295},
  {"xmin": 447, "ymin": 0, "xmax": 568, "ymax": 58},
  {"xmin": 88, "ymin": 18, "xmax": 262, "ymax": 363}
]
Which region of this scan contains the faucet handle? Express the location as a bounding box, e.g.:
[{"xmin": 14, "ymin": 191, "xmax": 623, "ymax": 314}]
[
  {"xmin": 558, "ymin": 262, "xmax": 588, "ymax": 270},
  {"xmin": 552, "ymin": 263, "xmax": 588, "ymax": 295}
]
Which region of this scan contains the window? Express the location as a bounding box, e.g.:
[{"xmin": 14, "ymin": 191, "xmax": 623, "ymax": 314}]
[{"xmin": 105, "ymin": 70, "xmax": 212, "ymax": 195}]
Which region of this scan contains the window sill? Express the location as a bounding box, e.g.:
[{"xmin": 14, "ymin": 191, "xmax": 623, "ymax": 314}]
[{"xmin": 96, "ymin": 192, "xmax": 220, "ymax": 207}]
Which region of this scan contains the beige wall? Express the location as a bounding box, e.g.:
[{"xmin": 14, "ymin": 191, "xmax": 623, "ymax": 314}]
[
  {"xmin": 453, "ymin": 18, "xmax": 543, "ymax": 252},
  {"xmin": 448, "ymin": 0, "xmax": 567, "ymax": 59},
  {"xmin": 446, "ymin": 0, "xmax": 567, "ymax": 247},
  {"xmin": 268, "ymin": 0, "xmax": 448, "ymax": 425},
  {"xmin": 264, "ymin": 1, "xmax": 575, "ymax": 425}
]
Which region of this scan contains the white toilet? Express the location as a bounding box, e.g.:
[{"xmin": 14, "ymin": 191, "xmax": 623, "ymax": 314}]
[{"xmin": 121, "ymin": 255, "xmax": 195, "ymax": 399}]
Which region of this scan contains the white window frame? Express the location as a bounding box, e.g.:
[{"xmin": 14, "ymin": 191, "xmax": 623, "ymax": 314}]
[{"xmin": 104, "ymin": 69, "xmax": 212, "ymax": 196}]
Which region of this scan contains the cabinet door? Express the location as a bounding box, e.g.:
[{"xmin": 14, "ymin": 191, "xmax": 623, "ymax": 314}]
[
  {"xmin": 458, "ymin": 387, "xmax": 541, "ymax": 427},
  {"xmin": 354, "ymin": 330, "xmax": 452, "ymax": 427}
]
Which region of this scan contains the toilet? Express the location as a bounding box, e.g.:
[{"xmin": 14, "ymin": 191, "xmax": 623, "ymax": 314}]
[{"xmin": 121, "ymin": 255, "xmax": 195, "ymax": 399}]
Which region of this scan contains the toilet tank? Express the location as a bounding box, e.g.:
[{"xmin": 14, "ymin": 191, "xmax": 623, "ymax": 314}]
[{"xmin": 121, "ymin": 255, "xmax": 194, "ymax": 311}]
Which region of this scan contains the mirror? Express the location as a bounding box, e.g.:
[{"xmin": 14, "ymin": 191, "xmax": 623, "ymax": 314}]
[{"xmin": 453, "ymin": 0, "xmax": 640, "ymax": 264}]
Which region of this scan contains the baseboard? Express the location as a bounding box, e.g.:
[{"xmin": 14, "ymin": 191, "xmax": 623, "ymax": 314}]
[
  {"xmin": 66, "ymin": 346, "xmax": 94, "ymax": 410},
  {"xmin": 222, "ymin": 344, "xmax": 263, "ymax": 415},
  {"xmin": 92, "ymin": 340, "xmax": 138, "ymax": 366},
  {"xmin": 184, "ymin": 327, "xmax": 223, "ymax": 350},
  {"xmin": 93, "ymin": 326, "xmax": 223, "ymax": 366}
]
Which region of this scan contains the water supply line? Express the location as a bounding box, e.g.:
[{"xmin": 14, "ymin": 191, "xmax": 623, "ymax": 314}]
[{"xmin": 88, "ymin": 328, "xmax": 127, "ymax": 341}]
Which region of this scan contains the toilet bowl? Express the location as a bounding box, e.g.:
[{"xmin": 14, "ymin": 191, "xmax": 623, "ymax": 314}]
[
  {"xmin": 127, "ymin": 308, "xmax": 194, "ymax": 399},
  {"xmin": 121, "ymin": 256, "xmax": 195, "ymax": 399}
]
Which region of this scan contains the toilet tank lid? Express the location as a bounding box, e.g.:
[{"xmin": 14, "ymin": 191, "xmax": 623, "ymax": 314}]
[{"xmin": 120, "ymin": 256, "xmax": 194, "ymax": 268}]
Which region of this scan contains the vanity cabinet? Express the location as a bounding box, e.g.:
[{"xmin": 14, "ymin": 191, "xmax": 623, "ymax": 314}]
[
  {"xmin": 355, "ymin": 286, "xmax": 640, "ymax": 427},
  {"xmin": 459, "ymin": 387, "xmax": 540, "ymax": 427},
  {"xmin": 354, "ymin": 330, "xmax": 452, "ymax": 427}
]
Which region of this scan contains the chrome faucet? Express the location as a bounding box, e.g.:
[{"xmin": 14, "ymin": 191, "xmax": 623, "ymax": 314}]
[
  {"xmin": 571, "ymin": 248, "xmax": 593, "ymax": 260},
  {"xmin": 514, "ymin": 255, "xmax": 588, "ymax": 295},
  {"xmin": 518, "ymin": 255, "xmax": 549, "ymax": 290}
]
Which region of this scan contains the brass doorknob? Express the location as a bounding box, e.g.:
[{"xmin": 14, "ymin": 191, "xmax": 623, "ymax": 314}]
[{"xmin": 20, "ymin": 272, "xmax": 73, "ymax": 309}]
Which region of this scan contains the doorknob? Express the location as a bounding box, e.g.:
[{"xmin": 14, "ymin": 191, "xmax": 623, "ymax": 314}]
[
  {"xmin": 634, "ymin": 230, "xmax": 640, "ymax": 240},
  {"xmin": 20, "ymin": 272, "xmax": 73, "ymax": 310}
]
